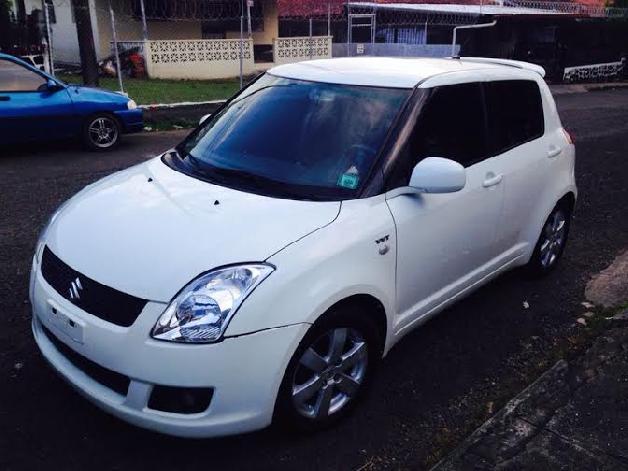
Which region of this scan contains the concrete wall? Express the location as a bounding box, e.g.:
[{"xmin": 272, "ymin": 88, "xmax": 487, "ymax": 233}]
[
  {"xmin": 274, "ymin": 36, "xmax": 332, "ymax": 65},
  {"xmin": 145, "ymin": 39, "xmax": 255, "ymax": 80},
  {"xmin": 19, "ymin": 0, "xmax": 85, "ymax": 64}
]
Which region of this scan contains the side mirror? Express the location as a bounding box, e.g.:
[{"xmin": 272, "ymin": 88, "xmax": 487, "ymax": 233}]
[
  {"xmin": 45, "ymin": 78, "xmax": 64, "ymax": 92},
  {"xmin": 199, "ymin": 114, "xmax": 212, "ymax": 125},
  {"xmin": 409, "ymin": 157, "xmax": 466, "ymax": 194}
]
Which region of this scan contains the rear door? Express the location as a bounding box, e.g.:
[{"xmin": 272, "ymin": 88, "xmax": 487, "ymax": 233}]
[
  {"xmin": 482, "ymin": 80, "xmax": 548, "ymax": 257},
  {"xmin": 0, "ymin": 58, "xmax": 76, "ymax": 144},
  {"xmin": 386, "ymin": 83, "xmax": 505, "ymax": 330}
]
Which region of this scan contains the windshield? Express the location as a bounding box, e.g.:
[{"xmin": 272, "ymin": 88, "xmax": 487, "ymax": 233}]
[{"xmin": 174, "ymin": 74, "xmax": 411, "ymax": 200}]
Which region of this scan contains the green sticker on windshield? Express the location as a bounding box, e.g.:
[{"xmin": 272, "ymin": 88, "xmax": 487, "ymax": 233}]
[{"xmin": 337, "ymin": 172, "xmax": 359, "ymax": 190}]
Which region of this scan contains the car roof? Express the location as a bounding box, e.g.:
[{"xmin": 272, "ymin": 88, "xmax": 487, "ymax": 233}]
[
  {"xmin": 0, "ymin": 52, "xmax": 24, "ymax": 62},
  {"xmin": 0, "ymin": 52, "xmax": 52, "ymax": 77},
  {"xmin": 269, "ymin": 57, "xmax": 543, "ymax": 88}
]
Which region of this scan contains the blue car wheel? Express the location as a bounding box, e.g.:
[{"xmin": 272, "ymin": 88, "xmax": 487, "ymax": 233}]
[{"xmin": 83, "ymin": 114, "xmax": 120, "ymax": 151}]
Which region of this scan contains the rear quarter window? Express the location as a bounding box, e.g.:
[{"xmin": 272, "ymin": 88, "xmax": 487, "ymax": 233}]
[{"xmin": 484, "ymin": 80, "xmax": 545, "ymax": 155}]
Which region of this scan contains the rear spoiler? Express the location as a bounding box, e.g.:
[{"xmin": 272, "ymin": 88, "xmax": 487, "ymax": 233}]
[{"xmin": 457, "ymin": 57, "xmax": 546, "ymax": 78}]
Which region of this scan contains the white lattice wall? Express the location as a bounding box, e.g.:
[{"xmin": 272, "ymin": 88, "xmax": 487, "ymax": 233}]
[
  {"xmin": 273, "ymin": 36, "xmax": 332, "ymax": 65},
  {"xmin": 563, "ymin": 61, "xmax": 625, "ymax": 83},
  {"xmin": 144, "ymin": 39, "xmax": 255, "ymax": 80}
]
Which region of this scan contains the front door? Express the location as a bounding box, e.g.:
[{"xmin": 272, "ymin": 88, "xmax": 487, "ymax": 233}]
[
  {"xmin": 386, "ymin": 83, "xmax": 505, "ymax": 332},
  {"xmin": 0, "ymin": 58, "xmax": 75, "ymax": 144}
]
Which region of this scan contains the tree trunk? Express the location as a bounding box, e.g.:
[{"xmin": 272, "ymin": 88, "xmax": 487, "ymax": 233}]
[{"xmin": 71, "ymin": 0, "xmax": 99, "ymax": 86}]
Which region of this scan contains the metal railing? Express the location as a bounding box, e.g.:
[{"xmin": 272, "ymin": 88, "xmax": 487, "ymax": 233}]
[
  {"xmin": 505, "ymin": 0, "xmax": 628, "ymax": 17},
  {"xmin": 109, "ymin": 40, "xmax": 145, "ymax": 55}
]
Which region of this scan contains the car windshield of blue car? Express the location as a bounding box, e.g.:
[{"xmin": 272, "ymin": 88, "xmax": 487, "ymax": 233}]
[{"xmin": 174, "ymin": 74, "xmax": 411, "ymax": 200}]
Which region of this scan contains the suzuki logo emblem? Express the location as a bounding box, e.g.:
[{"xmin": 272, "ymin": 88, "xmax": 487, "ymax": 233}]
[{"xmin": 68, "ymin": 277, "xmax": 83, "ymax": 301}]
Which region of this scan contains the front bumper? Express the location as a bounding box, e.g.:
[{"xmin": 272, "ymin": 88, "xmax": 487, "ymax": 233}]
[
  {"xmin": 113, "ymin": 108, "xmax": 143, "ymax": 133},
  {"xmin": 30, "ymin": 260, "xmax": 307, "ymax": 438}
]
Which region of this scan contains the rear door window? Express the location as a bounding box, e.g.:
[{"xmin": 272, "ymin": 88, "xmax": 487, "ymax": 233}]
[{"xmin": 484, "ymin": 80, "xmax": 545, "ymax": 155}]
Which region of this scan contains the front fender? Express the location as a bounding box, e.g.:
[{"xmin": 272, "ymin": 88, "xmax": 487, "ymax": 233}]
[{"xmin": 225, "ymin": 196, "xmax": 397, "ymax": 351}]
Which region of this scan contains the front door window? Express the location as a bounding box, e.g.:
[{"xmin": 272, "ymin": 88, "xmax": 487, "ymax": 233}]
[{"xmin": 0, "ymin": 59, "xmax": 47, "ymax": 92}]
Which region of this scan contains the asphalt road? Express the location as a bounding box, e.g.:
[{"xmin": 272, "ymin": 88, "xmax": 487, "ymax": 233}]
[{"xmin": 1, "ymin": 89, "xmax": 627, "ymax": 471}]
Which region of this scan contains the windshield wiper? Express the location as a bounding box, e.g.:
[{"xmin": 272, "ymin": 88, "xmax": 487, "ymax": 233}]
[
  {"xmin": 208, "ymin": 166, "xmax": 307, "ymax": 199},
  {"xmin": 169, "ymin": 152, "xmax": 330, "ymax": 201}
]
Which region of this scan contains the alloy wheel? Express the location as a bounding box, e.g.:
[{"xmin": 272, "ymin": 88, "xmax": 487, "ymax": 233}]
[
  {"xmin": 540, "ymin": 208, "xmax": 567, "ymax": 268},
  {"xmin": 88, "ymin": 117, "xmax": 118, "ymax": 148},
  {"xmin": 291, "ymin": 327, "xmax": 368, "ymax": 420}
]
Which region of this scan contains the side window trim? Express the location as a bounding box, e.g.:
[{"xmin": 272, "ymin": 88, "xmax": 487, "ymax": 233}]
[
  {"xmin": 381, "ymin": 87, "xmax": 434, "ymax": 191},
  {"xmin": 461, "ymin": 81, "xmax": 491, "ymax": 169}
]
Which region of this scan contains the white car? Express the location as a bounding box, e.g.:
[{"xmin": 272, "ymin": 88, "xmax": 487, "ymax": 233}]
[{"xmin": 31, "ymin": 57, "xmax": 576, "ymax": 437}]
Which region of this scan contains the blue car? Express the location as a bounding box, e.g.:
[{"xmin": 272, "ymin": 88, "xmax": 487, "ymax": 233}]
[{"xmin": 0, "ymin": 53, "xmax": 143, "ymax": 150}]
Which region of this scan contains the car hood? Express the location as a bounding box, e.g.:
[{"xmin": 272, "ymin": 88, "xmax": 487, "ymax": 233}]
[
  {"xmin": 45, "ymin": 157, "xmax": 341, "ymax": 302},
  {"xmin": 67, "ymin": 84, "xmax": 129, "ymax": 105}
]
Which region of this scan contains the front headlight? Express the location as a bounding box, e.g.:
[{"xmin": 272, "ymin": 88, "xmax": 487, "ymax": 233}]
[
  {"xmin": 127, "ymin": 99, "xmax": 137, "ymax": 110},
  {"xmin": 152, "ymin": 264, "xmax": 274, "ymax": 343}
]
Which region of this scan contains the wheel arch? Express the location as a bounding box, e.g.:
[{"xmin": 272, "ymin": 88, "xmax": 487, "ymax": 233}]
[
  {"xmin": 522, "ymin": 187, "xmax": 577, "ymax": 265},
  {"xmin": 315, "ymin": 294, "xmax": 388, "ymax": 357},
  {"xmin": 558, "ymin": 191, "xmax": 576, "ymax": 213},
  {"xmin": 83, "ymin": 110, "xmax": 122, "ymax": 130}
]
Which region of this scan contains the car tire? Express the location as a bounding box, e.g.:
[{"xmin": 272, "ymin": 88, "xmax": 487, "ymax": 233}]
[
  {"xmin": 526, "ymin": 201, "xmax": 572, "ymax": 277},
  {"xmin": 274, "ymin": 305, "xmax": 382, "ymax": 433},
  {"xmin": 82, "ymin": 114, "xmax": 120, "ymax": 151}
]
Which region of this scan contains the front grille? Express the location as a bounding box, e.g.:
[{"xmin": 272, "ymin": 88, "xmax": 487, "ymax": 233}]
[
  {"xmin": 41, "ymin": 246, "xmax": 147, "ymax": 327},
  {"xmin": 41, "ymin": 324, "xmax": 130, "ymax": 396}
]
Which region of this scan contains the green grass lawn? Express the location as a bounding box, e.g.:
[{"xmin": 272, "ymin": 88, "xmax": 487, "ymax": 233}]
[{"xmin": 58, "ymin": 74, "xmax": 241, "ymax": 105}]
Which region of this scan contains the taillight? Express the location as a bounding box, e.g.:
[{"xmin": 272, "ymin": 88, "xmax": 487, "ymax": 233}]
[{"xmin": 562, "ymin": 128, "xmax": 574, "ymax": 145}]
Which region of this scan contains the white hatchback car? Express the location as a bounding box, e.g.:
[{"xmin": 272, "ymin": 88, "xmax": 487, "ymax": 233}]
[{"xmin": 31, "ymin": 57, "xmax": 576, "ymax": 437}]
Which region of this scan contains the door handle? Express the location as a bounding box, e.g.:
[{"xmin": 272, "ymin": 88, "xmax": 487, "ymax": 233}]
[
  {"xmin": 547, "ymin": 147, "xmax": 562, "ymax": 158},
  {"xmin": 0, "ymin": 96, "xmax": 10, "ymax": 101},
  {"xmin": 483, "ymin": 173, "xmax": 503, "ymax": 188}
]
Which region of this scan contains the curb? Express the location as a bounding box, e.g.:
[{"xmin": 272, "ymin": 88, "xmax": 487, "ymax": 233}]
[
  {"xmin": 431, "ymin": 312, "xmax": 628, "ymax": 470},
  {"xmin": 139, "ymin": 99, "xmax": 226, "ymax": 110},
  {"xmin": 141, "ymin": 101, "xmax": 225, "ymax": 129},
  {"xmin": 429, "ymin": 360, "xmax": 569, "ymax": 470}
]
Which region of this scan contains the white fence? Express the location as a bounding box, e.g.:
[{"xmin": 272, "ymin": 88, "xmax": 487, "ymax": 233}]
[
  {"xmin": 563, "ymin": 60, "xmax": 626, "ymax": 83},
  {"xmin": 273, "ymin": 36, "xmax": 332, "ymax": 65},
  {"xmin": 144, "ymin": 39, "xmax": 255, "ymax": 80}
]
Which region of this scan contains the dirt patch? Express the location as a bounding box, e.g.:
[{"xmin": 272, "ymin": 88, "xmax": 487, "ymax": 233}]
[{"xmin": 585, "ymin": 250, "xmax": 628, "ymax": 308}]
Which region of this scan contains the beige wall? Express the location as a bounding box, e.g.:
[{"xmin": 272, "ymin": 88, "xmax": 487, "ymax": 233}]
[
  {"xmin": 225, "ymin": 0, "xmax": 278, "ymax": 45},
  {"xmin": 95, "ymin": 0, "xmax": 202, "ymax": 58},
  {"xmin": 253, "ymin": 0, "xmax": 279, "ymax": 44},
  {"xmin": 148, "ymin": 21, "xmax": 203, "ymax": 40},
  {"xmin": 94, "ymin": 0, "xmax": 277, "ymax": 60}
]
